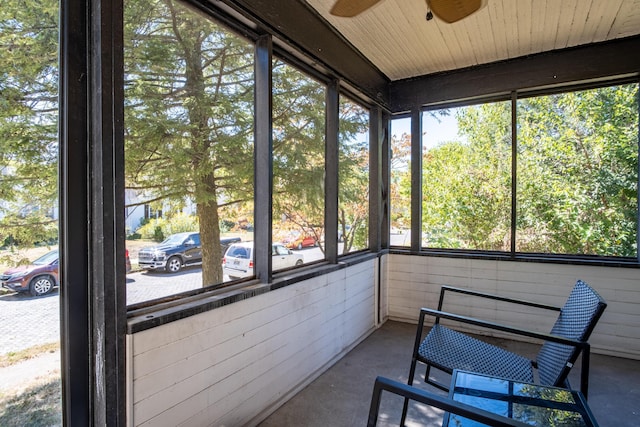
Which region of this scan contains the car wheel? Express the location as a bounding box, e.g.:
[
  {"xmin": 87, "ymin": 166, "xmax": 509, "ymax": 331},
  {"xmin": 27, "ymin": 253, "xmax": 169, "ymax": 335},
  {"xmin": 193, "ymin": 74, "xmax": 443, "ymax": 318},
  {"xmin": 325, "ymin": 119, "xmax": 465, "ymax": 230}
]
[
  {"xmin": 295, "ymin": 259, "xmax": 303, "ymax": 266},
  {"xmin": 165, "ymin": 256, "xmax": 182, "ymax": 273},
  {"xmin": 297, "ymin": 243, "xmax": 303, "ymax": 250},
  {"xmin": 29, "ymin": 275, "xmax": 54, "ymax": 297}
]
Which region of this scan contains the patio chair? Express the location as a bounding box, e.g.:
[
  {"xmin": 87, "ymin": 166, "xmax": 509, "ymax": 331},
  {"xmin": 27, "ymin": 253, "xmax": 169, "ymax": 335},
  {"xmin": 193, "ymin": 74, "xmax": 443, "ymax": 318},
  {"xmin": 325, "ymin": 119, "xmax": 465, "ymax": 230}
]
[
  {"xmin": 368, "ymin": 376, "xmax": 529, "ymax": 427},
  {"xmin": 405, "ymin": 280, "xmax": 606, "ymax": 410}
]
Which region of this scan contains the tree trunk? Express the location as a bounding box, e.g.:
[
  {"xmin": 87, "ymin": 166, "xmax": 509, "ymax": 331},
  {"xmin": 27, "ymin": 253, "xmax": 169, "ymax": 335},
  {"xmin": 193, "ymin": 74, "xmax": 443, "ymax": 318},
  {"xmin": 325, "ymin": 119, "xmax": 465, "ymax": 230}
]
[{"xmin": 198, "ymin": 180, "xmax": 223, "ymax": 286}]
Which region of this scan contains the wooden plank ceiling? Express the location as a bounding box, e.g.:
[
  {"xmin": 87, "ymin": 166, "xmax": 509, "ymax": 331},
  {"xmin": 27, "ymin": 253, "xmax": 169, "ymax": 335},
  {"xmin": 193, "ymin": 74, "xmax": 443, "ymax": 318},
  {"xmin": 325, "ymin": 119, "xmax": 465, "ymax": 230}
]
[{"xmin": 305, "ymin": 0, "xmax": 640, "ymax": 81}]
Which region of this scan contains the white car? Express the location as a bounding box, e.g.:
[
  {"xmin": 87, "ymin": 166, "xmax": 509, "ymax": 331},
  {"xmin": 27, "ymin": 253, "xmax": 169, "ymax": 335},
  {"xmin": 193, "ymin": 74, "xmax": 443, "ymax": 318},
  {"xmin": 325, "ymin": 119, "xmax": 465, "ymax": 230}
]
[{"xmin": 222, "ymin": 242, "xmax": 304, "ymax": 280}]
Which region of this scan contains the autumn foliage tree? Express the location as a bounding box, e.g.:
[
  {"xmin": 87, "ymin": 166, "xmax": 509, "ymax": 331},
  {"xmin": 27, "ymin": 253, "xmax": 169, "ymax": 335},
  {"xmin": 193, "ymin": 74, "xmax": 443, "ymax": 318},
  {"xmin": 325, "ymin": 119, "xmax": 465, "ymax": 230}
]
[
  {"xmin": 271, "ymin": 60, "xmax": 326, "ymax": 249},
  {"xmin": 338, "ymin": 98, "xmax": 370, "ymax": 253}
]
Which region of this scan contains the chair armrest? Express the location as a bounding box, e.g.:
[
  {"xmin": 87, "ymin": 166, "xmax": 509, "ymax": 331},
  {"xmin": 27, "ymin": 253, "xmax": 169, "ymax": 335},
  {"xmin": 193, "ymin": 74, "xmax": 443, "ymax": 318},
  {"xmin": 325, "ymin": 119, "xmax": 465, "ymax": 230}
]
[
  {"xmin": 422, "ymin": 308, "xmax": 588, "ymax": 348},
  {"xmin": 439, "ymin": 285, "xmax": 562, "ymax": 312},
  {"xmin": 367, "ymin": 376, "xmax": 530, "ymax": 427}
]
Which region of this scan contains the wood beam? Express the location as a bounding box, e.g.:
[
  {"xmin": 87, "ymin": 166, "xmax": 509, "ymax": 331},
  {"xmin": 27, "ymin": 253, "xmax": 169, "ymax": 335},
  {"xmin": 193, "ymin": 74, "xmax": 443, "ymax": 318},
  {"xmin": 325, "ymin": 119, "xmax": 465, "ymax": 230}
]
[
  {"xmin": 390, "ymin": 35, "xmax": 640, "ymax": 112},
  {"xmin": 220, "ymin": 0, "xmax": 390, "ymax": 107},
  {"xmin": 254, "ymin": 35, "xmax": 274, "ymax": 282},
  {"xmin": 59, "ymin": 0, "xmax": 126, "ymax": 423}
]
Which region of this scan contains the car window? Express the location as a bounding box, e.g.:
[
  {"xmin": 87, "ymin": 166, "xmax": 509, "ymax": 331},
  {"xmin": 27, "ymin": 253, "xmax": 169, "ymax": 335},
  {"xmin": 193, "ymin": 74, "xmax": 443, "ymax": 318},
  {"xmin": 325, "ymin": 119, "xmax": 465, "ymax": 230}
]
[
  {"xmin": 33, "ymin": 251, "xmax": 59, "ymax": 265},
  {"xmin": 191, "ymin": 234, "xmax": 201, "ymax": 245},
  {"xmin": 275, "ymin": 245, "xmax": 289, "ymax": 255},
  {"xmin": 162, "ymin": 234, "xmax": 189, "ymax": 245},
  {"xmin": 228, "ymin": 246, "xmax": 249, "ymax": 259}
]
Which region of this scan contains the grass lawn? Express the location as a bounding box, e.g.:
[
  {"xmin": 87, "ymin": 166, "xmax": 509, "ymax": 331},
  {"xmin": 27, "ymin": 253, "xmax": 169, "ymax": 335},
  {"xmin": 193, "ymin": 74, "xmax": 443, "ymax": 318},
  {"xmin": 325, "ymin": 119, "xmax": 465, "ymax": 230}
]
[
  {"xmin": 0, "ymin": 344, "xmax": 61, "ymax": 427},
  {"xmin": 0, "ymin": 378, "xmax": 61, "ymax": 427}
]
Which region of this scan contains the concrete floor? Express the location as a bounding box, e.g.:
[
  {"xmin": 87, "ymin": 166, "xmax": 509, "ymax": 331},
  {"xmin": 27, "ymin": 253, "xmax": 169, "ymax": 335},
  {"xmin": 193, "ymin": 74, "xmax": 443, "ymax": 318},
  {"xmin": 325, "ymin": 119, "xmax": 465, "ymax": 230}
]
[{"xmin": 259, "ymin": 320, "xmax": 640, "ymax": 427}]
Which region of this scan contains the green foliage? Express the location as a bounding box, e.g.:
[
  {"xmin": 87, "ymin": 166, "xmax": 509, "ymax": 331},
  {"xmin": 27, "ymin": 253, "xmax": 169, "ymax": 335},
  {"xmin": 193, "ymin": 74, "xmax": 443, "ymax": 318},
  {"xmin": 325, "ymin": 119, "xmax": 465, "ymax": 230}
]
[
  {"xmin": 350, "ymin": 223, "xmax": 369, "ymax": 251},
  {"xmin": 124, "ymin": 0, "xmax": 255, "ymax": 207},
  {"xmin": 219, "ymin": 219, "xmax": 235, "ymax": 233},
  {"xmin": 338, "ymin": 97, "xmax": 370, "ymax": 253},
  {"xmin": 0, "ymin": 0, "xmax": 59, "ymax": 252},
  {"xmin": 124, "ymin": 0, "xmax": 255, "ymax": 284},
  {"xmin": 136, "ymin": 219, "xmax": 166, "ymax": 240},
  {"xmin": 390, "ymin": 128, "xmax": 411, "ymax": 232},
  {"xmin": 413, "ymin": 84, "xmax": 638, "ymax": 257},
  {"xmin": 152, "ymin": 226, "xmax": 165, "ymax": 243},
  {"xmin": 516, "ymin": 85, "xmax": 638, "ymax": 256},
  {"xmin": 135, "ymin": 213, "xmax": 198, "ymax": 241},
  {"xmin": 5, "ymin": 0, "xmax": 634, "ymax": 266},
  {"xmin": 421, "ymin": 102, "xmax": 512, "ymax": 251},
  {"xmin": 272, "ymin": 60, "xmax": 327, "ymax": 236}
]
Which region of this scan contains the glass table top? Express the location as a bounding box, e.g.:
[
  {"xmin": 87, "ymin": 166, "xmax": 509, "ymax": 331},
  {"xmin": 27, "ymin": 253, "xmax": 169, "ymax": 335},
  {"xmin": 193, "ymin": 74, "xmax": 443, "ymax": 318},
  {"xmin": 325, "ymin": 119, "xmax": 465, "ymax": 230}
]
[{"xmin": 445, "ymin": 370, "xmax": 597, "ymax": 427}]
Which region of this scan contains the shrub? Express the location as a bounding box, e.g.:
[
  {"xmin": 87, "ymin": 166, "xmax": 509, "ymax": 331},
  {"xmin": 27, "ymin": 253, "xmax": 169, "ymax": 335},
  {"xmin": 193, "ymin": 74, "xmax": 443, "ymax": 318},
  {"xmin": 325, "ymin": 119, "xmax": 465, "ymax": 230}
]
[
  {"xmin": 135, "ymin": 213, "xmax": 199, "ymax": 241},
  {"xmin": 220, "ymin": 219, "xmax": 235, "ymax": 233},
  {"xmin": 136, "ymin": 218, "xmax": 167, "ymax": 240},
  {"xmin": 152, "ymin": 226, "xmax": 165, "ymax": 242}
]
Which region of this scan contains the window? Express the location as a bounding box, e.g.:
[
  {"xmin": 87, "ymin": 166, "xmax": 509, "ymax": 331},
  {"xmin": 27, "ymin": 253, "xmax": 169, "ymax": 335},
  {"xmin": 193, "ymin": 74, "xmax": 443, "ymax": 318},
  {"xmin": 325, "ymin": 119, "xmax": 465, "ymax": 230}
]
[
  {"xmin": 517, "ymin": 84, "xmax": 638, "ymax": 257},
  {"xmin": 124, "ymin": 0, "xmax": 255, "ymax": 300},
  {"xmin": 338, "ymin": 96, "xmax": 370, "ymax": 254},
  {"xmin": 271, "ymin": 59, "xmax": 326, "ymax": 267},
  {"xmin": 417, "ymin": 83, "xmax": 638, "ymax": 258},
  {"xmin": 422, "ymin": 103, "xmax": 512, "ymax": 250},
  {"xmin": 390, "ymin": 118, "xmax": 411, "ymax": 247},
  {"xmin": 1, "ymin": 0, "xmax": 62, "ymax": 422}
]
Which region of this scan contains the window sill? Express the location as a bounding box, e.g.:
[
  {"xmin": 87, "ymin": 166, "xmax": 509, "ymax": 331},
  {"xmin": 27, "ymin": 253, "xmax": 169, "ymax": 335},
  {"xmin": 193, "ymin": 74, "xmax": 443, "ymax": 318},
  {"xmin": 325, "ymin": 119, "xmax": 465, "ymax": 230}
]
[
  {"xmin": 127, "ymin": 251, "xmax": 379, "ymax": 334},
  {"xmin": 389, "ymin": 246, "xmax": 640, "ymax": 268}
]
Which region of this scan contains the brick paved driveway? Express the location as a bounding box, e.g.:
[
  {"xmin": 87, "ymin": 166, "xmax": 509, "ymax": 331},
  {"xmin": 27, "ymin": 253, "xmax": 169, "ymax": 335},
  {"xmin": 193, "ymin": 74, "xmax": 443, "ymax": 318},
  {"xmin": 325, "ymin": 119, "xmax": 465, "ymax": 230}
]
[
  {"xmin": 0, "ymin": 291, "xmax": 60, "ymax": 356},
  {"xmin": 0, "ymin": 245, "xmax": 325, "ymax": 356}
]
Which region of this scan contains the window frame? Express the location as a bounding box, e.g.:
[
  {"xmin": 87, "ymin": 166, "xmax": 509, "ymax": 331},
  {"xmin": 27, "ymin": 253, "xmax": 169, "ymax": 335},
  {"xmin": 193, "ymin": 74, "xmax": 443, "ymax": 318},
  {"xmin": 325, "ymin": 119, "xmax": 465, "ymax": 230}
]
[
  {"xmin": 270, "ymin": 54, "xmax": 330, "ymax": 269},
  {"xmin": 121, "ymin": 20, "xmax": 383, "ymax": 318},
  {"xmin": 117, "ymin": 3, "xmax": 382, "ymax": 303},
  {"xmin": 395, "ymin": 77, "xmax": 640, "ymax": 265},
  {"xmin": 338, "ymin": 92, "xmax": 373, "ymax": 257}
]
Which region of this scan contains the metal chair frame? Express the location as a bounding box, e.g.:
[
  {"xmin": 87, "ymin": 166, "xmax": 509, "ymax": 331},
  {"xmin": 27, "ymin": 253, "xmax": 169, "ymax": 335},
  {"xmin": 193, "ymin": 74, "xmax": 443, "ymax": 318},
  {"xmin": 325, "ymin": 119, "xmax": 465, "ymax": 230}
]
[
  {"xmin": 401, "ymin": 281, "xmax": 607, "ymax": 426},
  {"xmin": 368, "ymin": 376, "xmax": 530, "ymax": 427}
]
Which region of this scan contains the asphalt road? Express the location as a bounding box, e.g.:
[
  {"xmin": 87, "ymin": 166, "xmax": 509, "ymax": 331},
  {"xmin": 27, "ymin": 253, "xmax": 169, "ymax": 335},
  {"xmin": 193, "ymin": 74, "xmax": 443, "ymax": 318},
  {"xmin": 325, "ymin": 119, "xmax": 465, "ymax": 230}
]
[{"xmin": 0, "ymin": 246, "xmax": 327, "ymax": 356}]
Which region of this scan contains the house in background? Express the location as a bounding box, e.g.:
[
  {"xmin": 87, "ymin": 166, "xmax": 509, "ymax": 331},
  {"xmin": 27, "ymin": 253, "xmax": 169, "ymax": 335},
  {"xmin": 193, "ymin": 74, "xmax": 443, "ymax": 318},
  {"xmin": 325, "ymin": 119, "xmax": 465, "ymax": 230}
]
[
  {"xmin": 124, "ymin": 189, "xmax": 197, "ymax": 234},
  {"xmin": 124, "ymin": 189, "xmax": 146, "ymax": 235},
  {"xmin": 0, "ymin": 165, "xmax": 57, "ymax": 226}
]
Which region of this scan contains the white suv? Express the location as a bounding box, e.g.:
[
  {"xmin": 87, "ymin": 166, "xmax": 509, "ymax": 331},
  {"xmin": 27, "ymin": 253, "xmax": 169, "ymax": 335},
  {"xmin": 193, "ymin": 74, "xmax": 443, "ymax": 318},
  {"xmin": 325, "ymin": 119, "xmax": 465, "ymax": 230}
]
[{"xmin": 222, "ymin": 242, "xmax": 304, "ymax": 280}]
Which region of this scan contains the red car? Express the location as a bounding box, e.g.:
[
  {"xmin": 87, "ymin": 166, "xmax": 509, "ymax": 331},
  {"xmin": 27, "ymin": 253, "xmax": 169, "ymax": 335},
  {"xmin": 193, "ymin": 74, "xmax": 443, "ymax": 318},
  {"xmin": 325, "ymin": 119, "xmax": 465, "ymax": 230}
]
[
  {"xmin": 0, "ymin": 250, "xmax": 59, "ymax": 296},
  {"xmin": 282, "ymin": 231, "xmax": 317, "ymax": 250},
  {"xmin": 0, "ymin": 249, "xmax": 131, "ymax": 297}
]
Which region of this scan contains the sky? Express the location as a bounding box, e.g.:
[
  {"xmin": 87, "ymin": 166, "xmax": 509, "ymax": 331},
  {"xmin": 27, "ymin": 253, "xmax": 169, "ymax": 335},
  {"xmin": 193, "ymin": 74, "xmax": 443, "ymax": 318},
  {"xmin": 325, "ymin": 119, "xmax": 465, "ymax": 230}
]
[{"xmin": 391, "ymin": 108, "xmax": 463, "ymax": 150}]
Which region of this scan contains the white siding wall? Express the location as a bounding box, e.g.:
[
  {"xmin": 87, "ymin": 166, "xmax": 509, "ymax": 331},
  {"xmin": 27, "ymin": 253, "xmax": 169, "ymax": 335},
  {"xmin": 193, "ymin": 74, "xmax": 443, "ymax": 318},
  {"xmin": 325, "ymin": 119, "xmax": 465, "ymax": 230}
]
[
  {"xmin": 386, "ymin": 254, "xmax": 640, "ymax": 360},
  {"xmin": 128, "ymin": 260, "xmax": 377, "ymax": 427}
]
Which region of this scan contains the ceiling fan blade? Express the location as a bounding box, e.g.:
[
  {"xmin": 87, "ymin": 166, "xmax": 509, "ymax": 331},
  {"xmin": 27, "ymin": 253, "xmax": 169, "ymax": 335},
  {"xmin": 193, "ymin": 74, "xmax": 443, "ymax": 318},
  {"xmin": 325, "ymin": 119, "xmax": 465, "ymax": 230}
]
[
  {"xmin": 330, "ymin": 0, "xmax": 383, "ymax": 17},
  {"xmin": 428, "ymin": 0, "xmax": 487, "ymax": 23}
]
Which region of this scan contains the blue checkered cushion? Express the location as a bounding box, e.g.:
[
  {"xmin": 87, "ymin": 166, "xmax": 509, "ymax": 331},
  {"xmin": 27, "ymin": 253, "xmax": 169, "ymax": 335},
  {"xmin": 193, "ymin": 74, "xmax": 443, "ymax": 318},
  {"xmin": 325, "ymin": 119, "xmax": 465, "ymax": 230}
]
[
  {"xmin": 419, "ymin": 324, "xmax": 534, "ymax": 383},
  {"xmin": 537, "ymin": 280, "xmax": 606, "ymax": 386}
]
